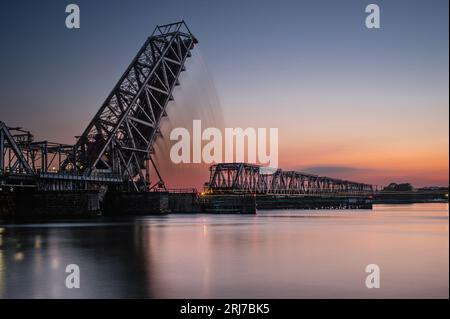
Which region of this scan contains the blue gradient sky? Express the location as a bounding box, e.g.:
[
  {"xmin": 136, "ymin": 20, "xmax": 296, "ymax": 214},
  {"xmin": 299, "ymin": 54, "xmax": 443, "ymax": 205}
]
[{"xmin": 0, "ymin": 0, "xmax": 448, "ymax": 187}]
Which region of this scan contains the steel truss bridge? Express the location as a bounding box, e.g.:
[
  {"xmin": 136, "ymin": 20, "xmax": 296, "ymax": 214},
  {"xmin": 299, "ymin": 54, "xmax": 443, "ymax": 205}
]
[
  {"xmin": 1, "ymin": 21, "xmax": 373, "ymax": 197},
  {"xmin": 206, "ymin": 163, "xmax": 373, "ymax": 195},
  {"xmin": 1, "ymin": 21, "xmax": 197, "ymax": 192}
]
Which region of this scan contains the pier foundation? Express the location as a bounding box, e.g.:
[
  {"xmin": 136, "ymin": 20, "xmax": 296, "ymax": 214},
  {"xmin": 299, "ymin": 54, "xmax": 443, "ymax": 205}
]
[
  {"xmin": 102, "ymin": 191, "xmax": 170, "ymax": 215},
  {"xmin": 200, "ymin": 194, "xmax": 257, "ymax": 214},
  {"xmin": 169, "ymin": 191, "xmax": 201, "ymax": 213},
  {"xmin": 0, "ymin": 189, "xmax": 100, "ymax": 220}
]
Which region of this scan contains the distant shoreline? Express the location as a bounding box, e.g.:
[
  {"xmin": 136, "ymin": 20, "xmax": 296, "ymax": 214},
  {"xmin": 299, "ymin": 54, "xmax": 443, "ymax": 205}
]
[{"xmin": 374, "ymin": 190, "xmax": 448, "ymax": 204}]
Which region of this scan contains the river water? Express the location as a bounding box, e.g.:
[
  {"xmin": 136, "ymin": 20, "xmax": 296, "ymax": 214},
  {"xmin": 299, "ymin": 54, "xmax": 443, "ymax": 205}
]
[{"xmin": 0, "ymin": 203, "xmax": 448, "ymax": 299}]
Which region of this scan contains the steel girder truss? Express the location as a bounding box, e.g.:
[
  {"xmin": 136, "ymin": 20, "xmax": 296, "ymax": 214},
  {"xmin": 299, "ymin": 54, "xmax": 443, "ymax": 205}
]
[
  {"xmin": 0, "ymin": 122, "xmax": 34, "ymax": 178},
  {"xmin": 1, "ymin": 122, "xmax": 120, "ymax": 189},
  {"xmin": 63, "ymin": 21, "xmax": 197, "ymax": 191},
  {"xmin": 0, "ymin": 123, "xmax": 74, "ymax": 188},
  {"xmin": 207, "ymin": 163, "xmax": 374, "ymax": 195}
]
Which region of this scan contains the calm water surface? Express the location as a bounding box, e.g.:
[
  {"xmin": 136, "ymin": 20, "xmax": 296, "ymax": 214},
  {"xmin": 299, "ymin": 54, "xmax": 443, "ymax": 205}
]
[{"xmin": 0, "ymin": 203, "xmax": 448, "ymax": 298}]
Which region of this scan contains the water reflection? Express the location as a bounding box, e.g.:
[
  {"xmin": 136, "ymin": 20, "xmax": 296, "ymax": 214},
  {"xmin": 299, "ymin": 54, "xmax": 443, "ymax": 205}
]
[{"xmin": 0, "ymin": 203, "xmax": 448, "ymax": 298}]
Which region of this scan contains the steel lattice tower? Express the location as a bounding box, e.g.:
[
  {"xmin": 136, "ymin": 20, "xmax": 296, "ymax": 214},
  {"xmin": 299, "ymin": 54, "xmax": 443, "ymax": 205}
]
[{"xmin": 63, "ymin": 21, "xmax": 197, "ymax": 191}]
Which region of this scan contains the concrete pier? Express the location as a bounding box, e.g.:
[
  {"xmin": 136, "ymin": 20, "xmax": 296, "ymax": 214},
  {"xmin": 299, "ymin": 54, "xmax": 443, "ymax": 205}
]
[
  {"xmin": 168, "ymin": 191, "xmax": 201, "ymax": 213},
  {"xmin": 0, "ymin": 190, "xmax": 100, "ymax": 220},
  {"xmin": 1, "ymin": 190, "xmax": 374, "ymax": 221},
  {"xmin": 200, "ymin": 194, "xmax": 257, "ymax": 214},
  {"xmin": 102, "ymin": 191, "xmax": 170, "ymax": 215}
]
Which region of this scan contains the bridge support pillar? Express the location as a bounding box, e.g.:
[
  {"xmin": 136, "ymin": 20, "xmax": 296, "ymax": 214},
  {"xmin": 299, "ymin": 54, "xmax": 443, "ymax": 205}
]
[
  {"xmin": 0, "ymin": 189, "xmax": 100, "ymax": 220},
  {"xmin": 200, "ymin": 194, "xmax": 257, "ymax": 214},
  {"xmin": 102, "ymin": 191, "xmax": 170, "ymax": 215}
]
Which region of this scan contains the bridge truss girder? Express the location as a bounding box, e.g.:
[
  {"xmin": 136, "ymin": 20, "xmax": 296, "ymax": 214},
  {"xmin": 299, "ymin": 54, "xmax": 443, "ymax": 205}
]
[
  {"xmin": 207, "ymin": 163, "xmax": 374, "ymax": 195},
  {"xmin": 64, "ymin": 21, "xmax": 197, "ymax": 191}
]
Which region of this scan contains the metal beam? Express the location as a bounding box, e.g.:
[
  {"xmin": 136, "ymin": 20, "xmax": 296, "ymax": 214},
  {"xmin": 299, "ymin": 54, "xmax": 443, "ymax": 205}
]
[{"xmin": 63, "ymin": 21, "xmax": 196, "ymax": 191}]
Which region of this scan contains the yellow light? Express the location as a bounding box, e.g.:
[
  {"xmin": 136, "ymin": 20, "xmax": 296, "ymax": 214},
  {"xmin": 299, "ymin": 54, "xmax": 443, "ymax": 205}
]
[
  {"xmin": 34, "ymin": 235, "xmax": 42, "ymax": 249},
  {"xmin": 13, "ymin": 252, "xmax": 24, "ymax": 262}
]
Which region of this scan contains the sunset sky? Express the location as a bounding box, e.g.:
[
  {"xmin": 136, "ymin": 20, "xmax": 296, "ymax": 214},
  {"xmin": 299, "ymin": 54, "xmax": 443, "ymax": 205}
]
[{"xmin": 0, "ymin": 0, "xmax": 448, "ymax": 188}]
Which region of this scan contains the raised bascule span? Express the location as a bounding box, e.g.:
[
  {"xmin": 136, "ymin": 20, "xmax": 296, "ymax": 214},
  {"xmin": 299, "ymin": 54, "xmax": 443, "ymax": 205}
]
[{"xmin": 64, "ymin": 21, "xmax": 197, "ymax": 191}]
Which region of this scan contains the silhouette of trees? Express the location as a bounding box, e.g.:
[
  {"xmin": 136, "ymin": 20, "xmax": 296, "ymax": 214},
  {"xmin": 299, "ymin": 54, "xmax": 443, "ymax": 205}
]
[{"xmin": 382, "ymin": 183, "xmax": 413, "ymax": 192}]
